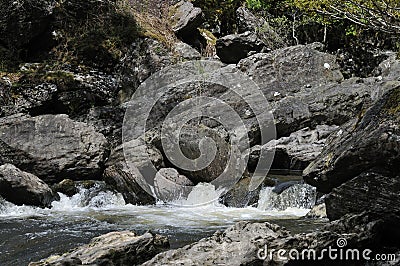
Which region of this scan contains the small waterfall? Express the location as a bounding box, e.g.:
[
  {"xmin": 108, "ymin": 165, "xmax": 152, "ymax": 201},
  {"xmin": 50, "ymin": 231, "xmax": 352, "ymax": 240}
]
[
  {"xmin": 171, "ymin": 183, "xmax": 224, "ymax": 207},
  {"xmin": 257, "ymin": 183, "xmax": 316, "ymax": 211}
]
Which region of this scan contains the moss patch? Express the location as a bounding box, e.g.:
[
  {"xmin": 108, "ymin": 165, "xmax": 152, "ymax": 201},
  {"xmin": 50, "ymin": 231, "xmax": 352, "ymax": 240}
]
[{"xmin": 384, "ymin": 86, "xmax": 400, "ymax": 115}]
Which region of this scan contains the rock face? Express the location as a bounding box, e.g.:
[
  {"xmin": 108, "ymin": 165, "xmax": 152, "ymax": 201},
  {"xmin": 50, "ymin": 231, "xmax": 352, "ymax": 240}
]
[
  {"xmin": 304, "ymin": 85, "xmax": 400, "ymax": 193},
  {"xmin": 0, "ymin": 164, "xmax": 59, "ymax": 208},
  {"xmin": 216, "ymin": 31, "xmax": 265, "ymax": 64},
  {"xmin": 0, "ymin": 114, "xmax": 108, "ymax": 183},
  {"xmin": 144, "ymin": 212, "xmax": 396, "ymax": 265},
  {"xmin": 103, "ymin": 144, "xmax": 157, "ymax": 205},
  {"xmin": 30, "ymin": 231, "xmax": 170, "ymax": 266},
  {"xmin": 251, "ymin": 125, "xmax": 339, "ymax": 171}
]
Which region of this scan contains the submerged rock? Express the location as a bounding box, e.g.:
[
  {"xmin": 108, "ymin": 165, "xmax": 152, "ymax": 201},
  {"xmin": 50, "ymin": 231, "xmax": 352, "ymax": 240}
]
[
  {"xmin": 0, "ymin": 114, "xmax": 108, "ymax": 183},
  {"xmin": 0, "ymin": 164, "xmax": 59, "ymax": 208},
  {"xmin": 30, "ymin": 231, "xmax": 170, "ymax": 266}
]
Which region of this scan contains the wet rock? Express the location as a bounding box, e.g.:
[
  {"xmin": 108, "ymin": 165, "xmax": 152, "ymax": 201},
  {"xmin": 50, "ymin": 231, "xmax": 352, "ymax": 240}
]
[
  {"xmin": 374, "ymin": 52, "xmax": 400, "ymax": 81},
  {"xmin": 144, "ymin": 213, "xmax": 397, "ymax": 265},
  {"xmin": 52, "ymin": 179, "xmax": 79, "ymax": 197},
  {"xmin": 171, "ymin": 126, "xmax": 231, "ymax": 184},
  {"xmin": 30, "ymin": 231, "xmax": 169, "ymax": 266},
  {"xmin": 257, "ymin": 125, "xmax": 339, "ymax": 171},
  {"xmin": 326, "ymin": 172, "xmax": 400, "ymax": 221},
  {"xmin": 216, "ymin": 31, "xmax": 265, "ymax": 64},
  {"xmin": 154, "ymin": 168, "xmax": 194, "ymax": 202},
  {"xmin": 0, "ymin": 114, "xmax": 108, "ymax": 183},
  {"xmin": 170, "ymin": 1, "xmax": 203, "ymax": 42},
  {"xmin": 304, "ymin": 84, "xmax": 400, "ymax": 194},
  {"xmin": 103, "ymin": 144, "xmax": 158, "ymax": 205},
  {"xmin": 306, "ymin": 203, "xmax": 327, "ymax": 219},
  {"xmin": 0, "ymin": 164, "xmax": 59, "ymax": 208}
]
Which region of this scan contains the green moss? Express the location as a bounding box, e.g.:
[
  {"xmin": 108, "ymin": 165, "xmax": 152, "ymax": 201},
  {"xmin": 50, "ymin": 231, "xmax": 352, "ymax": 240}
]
[{"xmin": 384, "ymin": 87, "xmax": 400, "ymax": 115}]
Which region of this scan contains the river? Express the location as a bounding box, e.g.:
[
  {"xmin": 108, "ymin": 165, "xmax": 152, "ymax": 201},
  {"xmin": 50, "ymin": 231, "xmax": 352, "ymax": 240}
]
[{"xmin": 0, "ymin": 182, "xmax": 326, "ymax": 265}]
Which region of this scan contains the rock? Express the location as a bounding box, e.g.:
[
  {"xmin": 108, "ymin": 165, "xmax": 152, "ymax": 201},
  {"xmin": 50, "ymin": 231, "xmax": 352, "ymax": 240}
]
[
  {"xmin": 144, "ymin": 212, "xmax": 395, "ymax": 265},
  {"xmin": 257, "ymin": 125, "xmax": 339, "ymax": 171},
  {"xmin": 103, "ymin": 144, "xmax": 158, "ymax": 205},
  {"xmin": 0, "ymin": 114, "xmax": 108, "ymax": 183},
  {"xmin": 0, "ymin": 164, "xmax": 59, "ymax": 208},
  {"xmin": 52, "ymin": 179, "xmax": 79, "ymax": 197},
  {"xmin": 306, "ymin": 203, "xmax": 327, "ymax": 219},
  {"xmin": 0, "ymin": 0, "xmax": 54, "ymax": 58},
  {"xmin": 216, "ymin": 31, "xmax": 265, "ymax": 64},
  {"xmin": 304, "ymin": 84, "xmax": 400, "ymax": 194},
  {"xmin": 374, "ymin": 52, "xmax": 400, "ymax": 81},
  {"xmin": 236, "ymin": 7, "xmax": 285, "ymax": 50},
  {"xmin": 154, "ymin": 168, "xmax": 194, "ymax": 202},
  {"xmin": 325, "ymin": 172, "xmax": 400, "ymax": 221},
  {"xmin": 171, "ymin": 126, "xmax": 231, "ymax": 184},
  {"xmin": 173, "ymin": 42, "xmax": 202, "ymax": 60},
  {"xmin": 170, "ymin": 1, "xmax": 203, "ymax": 41},
  {"xmin": 30, "ymin": 231, "xmax": 169, "ymax": 266},
  {"xmin": 117, "ymin": 38, "xmax": 176, "ymax": 102}
]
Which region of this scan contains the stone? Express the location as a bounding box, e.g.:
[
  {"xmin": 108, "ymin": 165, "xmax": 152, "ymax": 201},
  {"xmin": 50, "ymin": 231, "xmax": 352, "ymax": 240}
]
[
  {"xmin": 30, "ymin": 231, "xmax": 169, "ymax": 266},
  {"xmin": 103, "ymin": 144, "xmax": 158, "ymax": 205},
  {"xmin": 304, "ymin": 84, "xmax": 400, "ymax": 193},
  {"xmin": 144, "ymin": 213, "xmax": 394, "ymax": 265},
  {"xmin": 216, "ymin": 31, "xmax": 265, "ymax": 64},
  {"xmin": 306, "ymin": 203, "xmax": 327, "ymax": 219},
  {"xmin": 52, "ymin": 179, "xmax": 79, "ymax": 197},
  {"xmin": 170, "ymin": 1, "xmax": 203, "ymax": 39},
  {"xmin": 154, "ymin": 168, "xmax": 194, "ymax": 202},
  {"xmin": 0, "ymin": 114, "xmax": 108, "ymax": 183},
  {"xmin": 0, "ymin": 164, "xmax": 59, "ymax": 208},
  {"xmin": 174, "ymin": 42, "xmax": 202, "ymax": 60},
  {"xmin": 258, "ymin": 125, "xmax": 339, "ymax": 171}
]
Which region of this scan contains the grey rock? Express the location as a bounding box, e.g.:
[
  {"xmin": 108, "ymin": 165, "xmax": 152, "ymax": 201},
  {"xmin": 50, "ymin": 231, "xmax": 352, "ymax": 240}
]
[
  {"xmin": 304, "ymin": 84, "xmax": 400, "ymax": 193},
  {"xmin": 103, "ymin": 144, "xmax": 158, "ymax": 205},
  {"xmin": 306, "ymin": 203, "xmax": 327, "ymax": 219},
  {"xmin": 0, "ymin": 114, "xmax": 108, "ymax": 183},
  {"xmin": 144, "ymin": 212, "xmax": 391, "ymax": 265},
  {"xmin": 170, "ymin": 1, "xmax": 203, "ymax": 38},
  {"xmin": 260, "ymin": 125, "xmax": 339, "ymax": 171},
  {"xmin": 154, "ymin": 168, "xmax": 194, "ymax": 202},
  {"xmin": 51, "ymin": 179, "xmax": 79, "ymax": 197},
  {"xmin": 30, "ymin": 231, "xmax": 169, "ymax": 266},
  {"xmin": 236, "ymin": 7, "xmax": 285, "ymax": 50},
  {"xmin": 326, "ymin": 172, "xmax": 400, "ymax": 221},
  {"xmin": 216, "ymin": 31, "xmax": 265, "ymax": 64},
  {"xmin": 173, "ymin": 42, "xmax": 201, "ymax": 60},
  {"xmin": 0, "ymin": 164, "xmax": 59, "ymax": 208}
]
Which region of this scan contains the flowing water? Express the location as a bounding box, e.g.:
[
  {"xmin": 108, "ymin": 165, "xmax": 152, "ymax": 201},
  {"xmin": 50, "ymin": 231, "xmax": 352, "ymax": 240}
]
[{"xmin": 0, "ymin": 182, "xmax": 326, "ymax": 266}]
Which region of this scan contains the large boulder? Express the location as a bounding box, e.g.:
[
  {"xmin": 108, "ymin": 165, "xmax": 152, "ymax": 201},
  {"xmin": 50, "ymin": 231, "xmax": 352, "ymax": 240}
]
[
  {"xmin": 0, "ymin": 164, "xmax": 59, "ymax": 208},
  {"xmin": 216, "ymin": 31, "xmax": 265, "ymax": 64},
  {"xmin": 144, "ymin": 212, "xmax": 396, "ymax": 265},
  {"xmin": 103, "ymin": 144, "xmax": 159, "ymax": 205},
  {"xmin": 304, "ymin": 84, "xmax": 400, "ymax": 193},
  {"xmin": 250, "ymin": 125, "xmax": 339, "ymax": 171},
  {"xmin": 30, "ymin": 231, "xmax": 170, "ymax": 266},
  {"xmin": 0, "ymin": 114, "xmax": 108, "ymax": 183}
]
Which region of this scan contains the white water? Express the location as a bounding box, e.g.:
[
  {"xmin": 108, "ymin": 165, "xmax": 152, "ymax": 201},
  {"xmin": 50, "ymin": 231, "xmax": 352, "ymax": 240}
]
[{"xmin": 0, "ymin": 182, "xmax": 314, "ymax": 222}]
